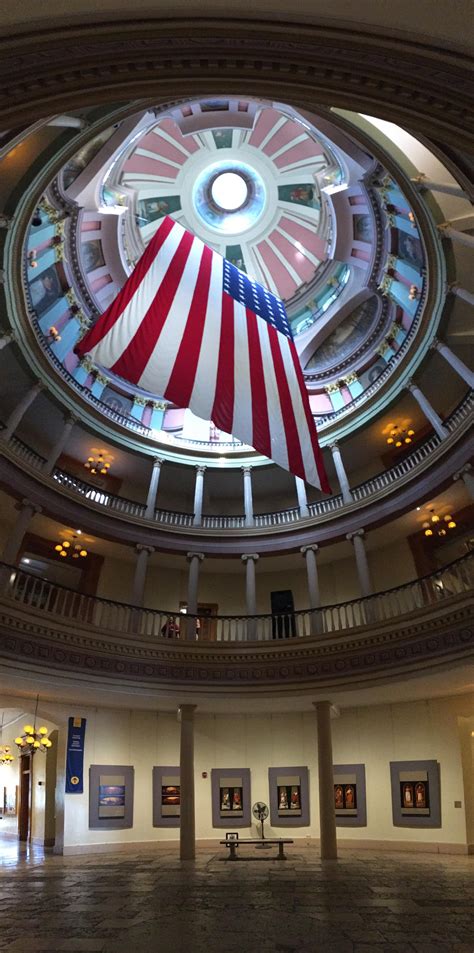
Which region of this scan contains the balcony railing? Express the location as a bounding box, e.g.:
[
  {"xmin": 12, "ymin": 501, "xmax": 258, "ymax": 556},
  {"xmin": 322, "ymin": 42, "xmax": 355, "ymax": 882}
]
[
  {"xmin": 2, "ymin": 391, "xmax": 472, "ymax": 532},
  {"xmin": 1, "ymin": 553, "xmax": 472, "ymax": 643}
]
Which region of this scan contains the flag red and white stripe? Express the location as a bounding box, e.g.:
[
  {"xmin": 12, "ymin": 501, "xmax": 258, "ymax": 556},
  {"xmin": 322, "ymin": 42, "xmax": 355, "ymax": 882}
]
[{"xmin": 76, "ymin": 216, "xmax": 329, "ymax": 491}]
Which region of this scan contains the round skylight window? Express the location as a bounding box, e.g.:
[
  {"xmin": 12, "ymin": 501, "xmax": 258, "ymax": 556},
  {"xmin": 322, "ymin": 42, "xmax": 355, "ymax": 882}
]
[{"xmin": 211, "ymin": 172, "xmax": 248, "ymax": 211}]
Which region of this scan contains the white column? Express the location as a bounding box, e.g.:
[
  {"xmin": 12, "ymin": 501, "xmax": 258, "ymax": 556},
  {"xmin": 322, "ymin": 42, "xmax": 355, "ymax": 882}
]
[
  {"xmin": 314, "ymin": 701, "xmax": 337, "ymax": 861},
  {"xmin": 192, "ymin": 466, "xmax": 206, "ymax": 527},
  {"xmin": 43, "ymin": 414, "xmax": 76, "ymax": 475},
  {"xmin": 300, "ymin": 545, "xmax": 320, "ymax": 608},
  {"xmin": 242, "ymin": 553, "xmax": 259, "ymax": 640},
  {"xmin": 1, "ymin": 381, "xmax": 44, "ymax": 443},
  {"xmin": 0, "ymin": 330, "xmax": 15, "ymax": 350},
  {"xmin": 449, "ymin": 283, "xmax": 474, "ymax": 307},
  {"xmin": 1, "ymin": 499, "xmax": 42, "ymax": 564},
  {"xmin": 329, "ymin": 443, "xmax": 352, "ymax": 505},
  {"xmin": 295, "ymin": 476, "xmax": 309, "ymax": 518},
  {"xmin": 438, "ymin": 224, "xmax": 474, "ymax": 249},
  {"xmin": 412, "ymin": 175, "xmax": 468, "ymax": 199},
  {"xmin": 242, "ymin": 466, "xmax": 254, "ymax": 527},
  {"xmin": 346, "ymin": 529, "xmax": 373, "ymax": 597},
  {"xmin": 186, "ymin": 552, "xmax": 204, "ymax": 638},
  {"xmin": 431, "ymin": 338, "xmax": 474, "ymax": 389},
  {"xmin": 179, "ymin": 704, "xmax": 197, "ymax": 861},
  {"xmin": 453, "ymin": 463, "xmax": 474, "ymax": 500},
  {"xmin": 145, "ymin": 457, "xmax": 163, "ymax": 519},
  {"xmin": 406, "ymin": 380, "xmax": 448, "ymax": 440},
  {"xmin": 131, "ymin": 544, "xmax": 154, "ymax": 607}
]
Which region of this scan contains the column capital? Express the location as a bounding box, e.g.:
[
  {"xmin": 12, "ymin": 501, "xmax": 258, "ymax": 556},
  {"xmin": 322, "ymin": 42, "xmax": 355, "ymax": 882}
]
[
  {"xmin": 346, "ymin": 529, "xmax": 365, "ymax": 542},
  {"xmin": 152, "ymin": 456, "xmax": 163, "ymax": 468},
  {"xmin": 453, "ymin": 463, "xmax": 472, "ymax": 481},
  {"xmin": 186, "ymin": 551, "xmax": 205, "ymax": 562},
  {"xmin": 0, "ymin": 214, "xmax": 12, "ymax": 228},
  {"xmin": 65, "ymin": 413, "xmax": 78, "ymax": 426},
  {"xmin": 241, "ymin": 465, "xmax": 253, "ymax": 474},
  {"xmin": 437, "ymin": 221, "xmax": 453, "ymax": 232},
  {"xmin": 430, "ymin": 336, "xmax": 441, "ymax": 352},
  {"xmin": 241, "ymin": 553, "xmax": 259, "ymax": 563},
  {"xmin": 34, "ymin": 380, "xmax": 45, "ymax": 392},
  {"xmin": 0, "ymin": 329, "xmax": 15, "ymax": 344},
  {"xmin": 328, "ymin": 441, "xmax": 340, "ymax": 451},
  {"xmin": 135, "ymin": 544, "xmax": 155, "ymax": 556},
  {"xmin": 195, "ymin": 465, "xmax": 206, "ymax": 475},
  {"xmin": 300, "ymin": 544, "xmax": 319, "ymax": 556},
  {"xmin": 178, "ymin": 704, "xmax": 197, "ymax": 717},
  {"xmin": 405, "ymin": 378, "xmax": 418, "ymax": 393},
  {"xmin": 20, "ymin": 498, "xmax": 42, "ymax": 515}
]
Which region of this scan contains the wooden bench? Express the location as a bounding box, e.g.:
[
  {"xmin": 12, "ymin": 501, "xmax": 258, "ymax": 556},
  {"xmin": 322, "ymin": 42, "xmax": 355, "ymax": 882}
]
[{"xmin": 220, "ymin": 837, "xmax": 294, "ymax": 860}]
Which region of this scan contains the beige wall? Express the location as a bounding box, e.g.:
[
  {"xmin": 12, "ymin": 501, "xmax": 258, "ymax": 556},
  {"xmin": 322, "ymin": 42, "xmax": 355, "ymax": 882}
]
[
  {"xmin": 60, "ymin": 694, "xmax": 473, "ymax": 853},
  {"xmin": 0, "ymin": 713, "xmax": 57, "ymax": 843}
]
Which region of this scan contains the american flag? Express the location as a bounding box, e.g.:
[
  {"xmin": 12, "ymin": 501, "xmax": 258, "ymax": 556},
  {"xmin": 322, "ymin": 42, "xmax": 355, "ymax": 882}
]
[{"xmin": 76, "ymin": 216, "xmax": 329, "ymax": 491}]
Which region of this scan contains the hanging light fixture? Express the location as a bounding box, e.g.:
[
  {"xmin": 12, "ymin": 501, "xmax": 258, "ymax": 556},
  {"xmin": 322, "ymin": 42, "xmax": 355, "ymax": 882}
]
[
  {"xmin": 422, "ymin": 509, "xmax": 457, "ymax": 538},
  {"xmin": 14, "ymin": 696, "xmax": 52, "ymax": 755},
  {"xmin": 386, "ymin": 424, "xmax": 415, "ymax": 448},
  {"xmin": 54, "ymin": 531, "xmax": 88, "ymax": 559},
  {"xmin": 84, "ymin": 448, "xmax": 113, "ymax": 475},
  {"xmin": 0, "ymin": 714, "xmax": 15, "ymax": 765}
]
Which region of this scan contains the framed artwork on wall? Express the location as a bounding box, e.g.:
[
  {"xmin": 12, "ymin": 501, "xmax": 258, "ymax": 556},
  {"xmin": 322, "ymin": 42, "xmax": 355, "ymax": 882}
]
[
  {"xmin": 152, "ymin": 767, "xmax": 180, "ymax": 828},
  {"xmin": 268, "ymin": 767, "xmax": 310, "ymax": 827},
  {"xmin": 333, "ymin": 764, "xmax": 367, "ymax": 827},
  {"xmin": 3, "ymin": 785, "xmax": 18, "ymax": 816},
  {"xmin": 211, "ymin": 768, "xmax": 251, "ymax": 828},
  {"xmin": 89, "ymin": 765, "xmax": 134, "ymax": 830},
  {"xmin": 390, "ymin": 760, "xmax": 441, "ymax": 828}
]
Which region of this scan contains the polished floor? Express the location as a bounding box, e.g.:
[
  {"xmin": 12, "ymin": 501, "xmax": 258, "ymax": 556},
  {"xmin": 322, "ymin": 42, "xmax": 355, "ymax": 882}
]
[{"xmin": 0, "ymin": 842, "xmax": 472, "ymax": 952}]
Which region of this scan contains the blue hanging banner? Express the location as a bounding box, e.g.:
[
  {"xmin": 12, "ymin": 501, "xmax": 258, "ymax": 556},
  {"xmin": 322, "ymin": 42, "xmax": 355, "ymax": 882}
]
[{"xmin": 65, "ymin": 717, "xmax": 86, "ymax": 794}]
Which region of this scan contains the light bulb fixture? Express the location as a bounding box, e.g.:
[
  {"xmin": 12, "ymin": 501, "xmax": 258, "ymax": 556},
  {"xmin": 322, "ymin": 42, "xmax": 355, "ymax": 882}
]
[
  {"xmin": 14, "ymin": 696, "xmax": 53, "ymax": 755},
  {"xmin": 423, "ymin": 508, "xmax": 458, "ymax": 539},
  {"xmin": 0, "ymin": 714, "xmax": 15, "ymax": 765},
  {"xmin": 385, "ymin": 423, "xmax": 415, "ymax": 449},
  {"xmin": 49, "ymin": 325, "xmax": 62, "ymax": 343},
  {"xmin": 408, "ymin": 284, "xmax": 420, "ymax": 301},
  {"xmin": 53, "ymin": 531, "xmax": 88, "ymax": 560},
  {"xmin": 84, "ymin": 448, "xmax": 113, "ymax": 475}
]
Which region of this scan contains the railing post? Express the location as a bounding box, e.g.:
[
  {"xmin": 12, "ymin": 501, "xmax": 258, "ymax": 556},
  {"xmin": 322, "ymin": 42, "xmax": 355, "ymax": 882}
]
[{"xmin": 145, "ymin": 457, "xmax": 163, "ymax": 519}]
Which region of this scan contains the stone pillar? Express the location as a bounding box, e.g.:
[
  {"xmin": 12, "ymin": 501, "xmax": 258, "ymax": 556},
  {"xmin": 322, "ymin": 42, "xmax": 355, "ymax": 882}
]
[
  {"xmin": 346, "ymin": 529, "xmax": 373, "ymax": 597},
  {"xmin": 242, "ymin": 466, "xmax": 254, "ymax": 527},
  {"xmin": 179, "ymin": 704, "xmax": 197, "ymax": 861},
  {"xmin": 0, "ymin": 330, "xmax": 15, "ymax": 350},
  {"xmin": 438, "ymin": 224, "xmax": 474, "ymax": 249},
  {"xmin": 412, "ymin": 175, "xmax": 468, "ymax": 199},
  {"xmin": 1, "ymin": 381, "xmax": 44, "ymax": 443},
  {"xmin": 145, "ymin": 457, "xmax": 163, "ymax": 519},
  {"xmin": 1, "ymin": 499, "xmax": 42, "ymax": 565},
  {"xmin": 453, "ymin": 463, "xmax": 474, "ymax": 500},
  {"xmin": 192, "ymin": 466, "xmax": 206, "ymax": 527},
  {"xmin": 449, "ymin": 283, "xmax": 474, "ymax": 307},
  {"xmin": 242, "ymin": 553, "xmax": 259, "ymax": 640},
  {"xmin": 295, "ymin": 476, "xmax": 309, "ymax": 518},
  {"xmin": 43, "ymin": 414, "xmax": 76, "ymax": 475},
  {"xmin": 186, "ymin": 552, "xmax": 204, "ymax": 638},
  {"xmin": 314, "ymin": 701, "xmax": 337, "ymax": 861},
  {"xmin": 300, "ymin": 545, "xmax": 320, "ymax": 609},
  {"xmin": 131, "ymin": 544, "xmax": 154, "ymax": 607},
  {"xmin": 431, "ymin": 338, "xmax": 474, "ymax": 389},
  {"xmin": 406, "ymin": 380, "xmax": 448, "ymax": 440},
  {"xmin": 329, "ymin": 443, "xmax": 352, "ymax": 505}
]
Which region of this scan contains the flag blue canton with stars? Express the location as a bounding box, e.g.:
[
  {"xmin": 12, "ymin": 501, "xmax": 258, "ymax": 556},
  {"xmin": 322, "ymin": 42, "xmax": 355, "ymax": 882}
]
[{"xmin": 222, "ymin": 259, "xmax": 293, "ymax": 340}]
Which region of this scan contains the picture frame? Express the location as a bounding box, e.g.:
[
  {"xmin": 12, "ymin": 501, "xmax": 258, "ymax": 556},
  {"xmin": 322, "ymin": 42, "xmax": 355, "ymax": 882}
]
[
  {"xmin": 226, "ymin": 832, "xmax": 239, "ymax": 841},
  {"xmin": 3, "ymin": 785, "xmax": 18, "ymax": 816}
]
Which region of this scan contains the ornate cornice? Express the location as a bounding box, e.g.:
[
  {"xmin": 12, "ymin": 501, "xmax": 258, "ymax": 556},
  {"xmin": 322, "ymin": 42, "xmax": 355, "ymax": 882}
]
[{"xmin": 0, "ymin": 594, "xmax": 471, "ymax": 694}]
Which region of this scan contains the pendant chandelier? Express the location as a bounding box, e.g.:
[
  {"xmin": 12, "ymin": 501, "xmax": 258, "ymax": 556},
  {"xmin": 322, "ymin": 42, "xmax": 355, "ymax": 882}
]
[
  {"xmin": 14, "ymin": 696, "xmax": 53, "ymax": 755},
  {"xmin": 84, "ymin": 448, "xmax": 113, "ymax": 475},
  {"xmin": 423, "ymin": 508, "xmax": 457, "ymax": 538},
  {"xmin": 54, "ymin": 530, "xmax": 88, "ymax": 559},
  {"xmin": 386, "ymin": 424, "xmax": 415, "ymax": 448}
]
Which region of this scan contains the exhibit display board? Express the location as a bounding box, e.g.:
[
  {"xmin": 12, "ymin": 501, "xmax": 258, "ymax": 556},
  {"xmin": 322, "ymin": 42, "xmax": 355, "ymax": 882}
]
[
  {"xmin": 269, "ymin": 766, "xmax": 310, "ymax": 827},
  {"xmin": 333, "ymin": 763, "xmax": 367, "ymax": 827},
  {"xmin": 211, "ymin": 768, "xmax": 251, "ymax": 828},
  {"xmin": 89, "ymin": 765, "xmax": 134, "ymax": 830},
  {"xmin": 153, "ymin": 766, "xmax": 180, "ymax": 828},
  {"xmin": 390, "ymin": 760, "xmax": 441, "ymax": 828}
]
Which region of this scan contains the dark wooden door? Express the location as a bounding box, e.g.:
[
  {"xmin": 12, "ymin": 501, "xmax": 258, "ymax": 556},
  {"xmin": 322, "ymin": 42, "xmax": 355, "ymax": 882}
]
[{"xmin": 18, "ymin": 754, "xmax": 31, "ymax": 842}]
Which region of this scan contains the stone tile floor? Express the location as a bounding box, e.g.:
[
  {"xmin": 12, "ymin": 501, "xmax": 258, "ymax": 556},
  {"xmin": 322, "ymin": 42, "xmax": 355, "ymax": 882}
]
[{"xmin": 0, "ymin": 841, "xmax": 472, "ymax": 952}]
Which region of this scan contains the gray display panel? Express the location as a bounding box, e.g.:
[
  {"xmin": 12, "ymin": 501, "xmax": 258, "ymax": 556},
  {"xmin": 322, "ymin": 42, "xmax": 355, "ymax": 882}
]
[
  {"xmin": 153, "ymin": 766, "xmax": 180, "ymax": 828},
  {"xmin": 390, "ymin": 760, "xmax": 441, "ymax": 828},
  {"xmin": 333, "ymin": 763, "xmax": 367, "ymax": 827},
  {"xmin": 89, "ymin": 765, "xmax": 134, "ymax": 830},
  {"xmin": 269, "ymin": 766, "xmax": 310, "ymax": 827},
  {"xmin": 211, "ymin": 768, "xmax": 251, "ymax": 828}
]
